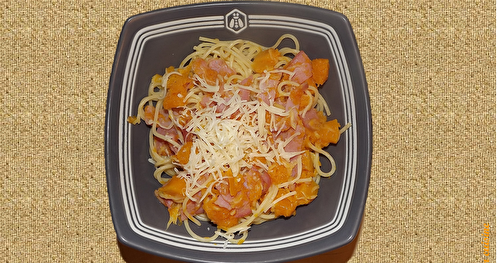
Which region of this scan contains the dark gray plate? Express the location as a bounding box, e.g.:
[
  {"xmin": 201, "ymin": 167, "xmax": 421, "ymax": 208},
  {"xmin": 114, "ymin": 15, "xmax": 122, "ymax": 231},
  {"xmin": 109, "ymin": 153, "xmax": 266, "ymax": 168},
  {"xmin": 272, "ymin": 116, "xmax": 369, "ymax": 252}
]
[{"xmin": 106, "ymin": 2, "xmax": 371, "ymax": 262}]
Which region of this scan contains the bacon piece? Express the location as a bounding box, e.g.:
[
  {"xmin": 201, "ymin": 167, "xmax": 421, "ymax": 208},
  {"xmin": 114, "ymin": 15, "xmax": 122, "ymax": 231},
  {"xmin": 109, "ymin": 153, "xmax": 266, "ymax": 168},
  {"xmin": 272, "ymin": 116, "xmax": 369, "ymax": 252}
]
[
  {"xmin": 144, "ymin": 106, "xmax": 173, "ymax": 130},
  {"xmin": 155, "ymin": 192, "xmax": 174, "ymax": 208},
  {"xmin": 157, "ymin": 109, "xmax": 171, "ymax": 128},
  {"xmin": 156, "ymin": 126, "xmax": 181, "ymax": 154},
  {"xmin": 260, "ymin": 73, "xmax": 281, "ymax": 91}
]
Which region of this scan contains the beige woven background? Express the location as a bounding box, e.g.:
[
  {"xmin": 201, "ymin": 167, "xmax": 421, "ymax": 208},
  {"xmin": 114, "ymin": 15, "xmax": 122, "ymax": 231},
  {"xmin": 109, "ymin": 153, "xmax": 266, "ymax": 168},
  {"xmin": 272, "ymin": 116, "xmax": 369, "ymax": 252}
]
[{"xmin": 0, "ymin": 0, "xmax": 495, "ymax": 262}]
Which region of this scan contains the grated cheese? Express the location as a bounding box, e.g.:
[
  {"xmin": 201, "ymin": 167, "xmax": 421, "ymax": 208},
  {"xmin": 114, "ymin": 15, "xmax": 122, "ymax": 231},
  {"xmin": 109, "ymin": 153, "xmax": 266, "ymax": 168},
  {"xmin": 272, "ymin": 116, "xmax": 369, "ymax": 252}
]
[{"xmin": 177, "ymin": 73, "xmax": 302, "ymax": 188}]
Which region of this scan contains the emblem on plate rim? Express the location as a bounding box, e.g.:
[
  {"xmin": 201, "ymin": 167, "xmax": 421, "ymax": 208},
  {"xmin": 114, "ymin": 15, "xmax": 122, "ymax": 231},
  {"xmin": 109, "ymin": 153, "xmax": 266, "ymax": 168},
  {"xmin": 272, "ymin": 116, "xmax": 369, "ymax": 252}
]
[{"xmin": 225, "ymin": 9, "xmax": 247, "ymax": 33}]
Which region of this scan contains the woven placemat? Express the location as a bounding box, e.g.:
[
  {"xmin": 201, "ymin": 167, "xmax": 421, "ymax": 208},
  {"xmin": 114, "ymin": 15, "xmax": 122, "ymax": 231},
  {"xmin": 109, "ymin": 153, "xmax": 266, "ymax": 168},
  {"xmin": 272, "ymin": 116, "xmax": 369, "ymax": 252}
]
[{"xmin": 0, "ymin": 1, "xmax": 495, "ymax": 262}]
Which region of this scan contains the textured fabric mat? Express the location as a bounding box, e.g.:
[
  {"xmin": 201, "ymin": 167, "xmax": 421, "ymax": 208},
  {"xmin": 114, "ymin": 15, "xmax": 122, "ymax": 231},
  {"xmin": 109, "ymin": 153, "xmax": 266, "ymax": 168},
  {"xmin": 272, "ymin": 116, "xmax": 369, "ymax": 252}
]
[{"xmin": 0, "ymin": 0, "xmax": 495, "ymax": 262}]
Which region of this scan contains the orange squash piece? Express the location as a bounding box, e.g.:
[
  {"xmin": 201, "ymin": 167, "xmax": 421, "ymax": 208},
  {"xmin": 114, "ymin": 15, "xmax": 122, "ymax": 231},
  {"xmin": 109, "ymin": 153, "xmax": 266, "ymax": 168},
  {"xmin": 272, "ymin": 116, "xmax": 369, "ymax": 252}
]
[
  {"xmin": 244, "ymin": 172, "xmax": 263, "ymax": 204},
  {"xmin": 163, "ymin": 73, "xmax": 193, "ymax": 110},
  {"xmin": 166, "ymin": 203, "xmax": 181, "ymax": 228},
  {"xmin": 299, "ymin": 151, "xmax": 315, "ymax": 179},
  {"xmin": 289, "ymin": 86, "xmax": 303, "ymax": 106},
  {"xmin": 163, "ymin": 65, "xmax": 193, "ymax": 110},
  {"xmin": 192, "ymin": 58, "xmax": 218, "ymax": 85},
  {"xmin": 143, "ymin": 104, "xmax": 155, "ymax": 124},
  {"xmin": 202, "ymin": 196, "xmax": 238, "ymax": 230},
  {"xmin": 295, "ymin": 181, "xmax": 319, "ymax": 206},
  {"xmin": 226, "ymin": 170, "xmax": 241, "ymax": 197},
  {"xmin": 273, "ymin": 188, "xmax": 298, "ymax": 217},
  {"xmin": 252, "ymin": 48, "xmax": 282, "ymax": 73},
  {"xmin": 315, "ymin": 119, "xmax": 341, "ymax": 148},
  {"xmin": 311, "ymin": 58, "xmax": 329, "ymax": 86},
  {"xmin": 174, "ymin": 141, "xmax": 193, "ymax": 165},
  {"xmin": 268, "ymin": 163, "xmax": 289, "ymax": 185},
  {"xmin": 156, "ymin": 176, "xmax": 187, "ymax": 203},
  {"xmin": 152, "ymin": 73, "xmax": 163, "ymax": 84}
]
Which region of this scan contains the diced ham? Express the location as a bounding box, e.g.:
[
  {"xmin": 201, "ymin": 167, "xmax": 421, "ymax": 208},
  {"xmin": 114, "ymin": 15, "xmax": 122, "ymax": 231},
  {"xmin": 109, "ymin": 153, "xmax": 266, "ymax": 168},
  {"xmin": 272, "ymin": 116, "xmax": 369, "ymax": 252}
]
[
  {"xmin": 239, "ymin": 88, "xmax": 251, "ymax": 101},
  {"xmin": 208, "ymin": 59, "xmax": 236, "ymax": 77},
  {"xmin": 259, "ymin": 171, "xmax": 272, "ymax": 193},
  {"xmin": 240, "ymin": 75, "xmax": 253, "ymax": 86},
  {"xmin": 283, "ymin": 124, "xmax": 305, "ymax": 152},
  {"xmin": 200, "ymin": 94, "xmax": 212, "ymax": 108},
  {"xmin": 285, "ymin": 97, "xmax": 296, "ymax": 111},
  {"xmin": 144, "ymin": 105, "xmax": 172, "ymax": 129},
  {"xmin": 153, "ymin": 136, "xmax": 171, "ymax": 156},
  {"xmin": 183, "ymin": 132, "xmax": 194, "ymax": 143},
  {"xmin": 156, "ymin": 126, "xmax": 179, "ymax": 141},
  {"xmin": 157, "ymin": 109, "xmax": 171, "ymax": 128},
  {"xmin": 257, "ymin": 89, "xmax": 276, "ymax": 106},
  {"xmin": 256, "ymin": 72, "xmax": 281, "ymax": 105},
  {"xmin": 216, "ymin": 103, "xmax": 227, "ymax": 113},
  {"xmin": 292, "ymin": 64, "xmax": 313, "ymax": 84},
  {"xmin": 284, "ymin": 138, "xmax": 302, "ymax": 152},
  {"xmin": 155, "ymin": 192, "xmax": 174, "ymax": 208},
  {"xmin": 215, "ymin": 195, "xmax": 233, "ymax": 210},
  {"xmin": 192, "ymin": 58, "xmax": 236, "ymax": 86},
  {"xmin": 192, "ymin": 58, "xmax": 218, "ymax": 85},
  {"xmin": 290, "ymin": 164, "xmax": 299, "ymax": 179},
  {"xmin": 301, "ymin": 109, "xmax": 321, "ymax": 130},
  {"xmin": 215, "ymin": 96, "xmax": 232, "ymax": 113},
  {"xmin": 185, "ymin": 198, "xmax": 204, "ymax": 215},
  {"xmin": 234, "ymin": 203, "xmax": 252, "ymax": 218},
  {"xmin": 284, "ymin": 51, "xmax": 313, "ymax": 84},
  {"xmin": 155, "ymin": 127, "xmax": 181, "ymax": 154},
  {"xmin": 260, "ymin": 78, "xmax": 280, "ymax": 91}
]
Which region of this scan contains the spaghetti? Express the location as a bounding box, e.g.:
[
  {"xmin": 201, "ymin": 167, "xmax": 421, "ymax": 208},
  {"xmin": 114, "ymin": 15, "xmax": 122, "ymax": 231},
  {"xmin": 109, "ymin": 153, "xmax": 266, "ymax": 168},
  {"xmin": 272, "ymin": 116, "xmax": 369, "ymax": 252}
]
[{"xmin": 128, "ymin": 34, "xmax": 350, "ymax": 244}]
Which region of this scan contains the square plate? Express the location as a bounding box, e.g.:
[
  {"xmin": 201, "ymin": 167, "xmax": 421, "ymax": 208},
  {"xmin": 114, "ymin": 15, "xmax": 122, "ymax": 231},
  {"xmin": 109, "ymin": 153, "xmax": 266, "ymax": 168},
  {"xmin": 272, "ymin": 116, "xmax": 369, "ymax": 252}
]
[{"xmin": 105, "ymin": 2, "xmax": 372, "ymax": 262}]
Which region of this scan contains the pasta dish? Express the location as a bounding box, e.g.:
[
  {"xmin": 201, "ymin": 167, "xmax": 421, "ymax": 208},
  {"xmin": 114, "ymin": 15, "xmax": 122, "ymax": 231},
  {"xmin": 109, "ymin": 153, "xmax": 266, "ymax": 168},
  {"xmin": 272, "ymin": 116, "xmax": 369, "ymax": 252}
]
[{"xmin": 128, "ymin": 34, "xmax": 350, "ymax": 244}]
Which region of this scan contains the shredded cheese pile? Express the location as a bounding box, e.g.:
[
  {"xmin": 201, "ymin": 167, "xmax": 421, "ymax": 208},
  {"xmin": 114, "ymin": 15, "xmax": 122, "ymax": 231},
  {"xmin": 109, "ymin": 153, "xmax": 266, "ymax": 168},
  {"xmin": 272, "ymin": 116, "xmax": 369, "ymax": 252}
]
[{"xmin": 177, "ymin": 71, "xmax": 304, "ymax": 199}]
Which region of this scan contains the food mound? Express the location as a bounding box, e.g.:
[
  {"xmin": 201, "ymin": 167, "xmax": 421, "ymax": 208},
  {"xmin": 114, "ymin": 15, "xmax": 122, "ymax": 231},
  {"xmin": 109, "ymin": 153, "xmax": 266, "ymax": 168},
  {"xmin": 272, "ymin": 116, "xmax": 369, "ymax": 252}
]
[{"xmin": 128, "ymin": 34, "xmax": 349, "ymax": 244}]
